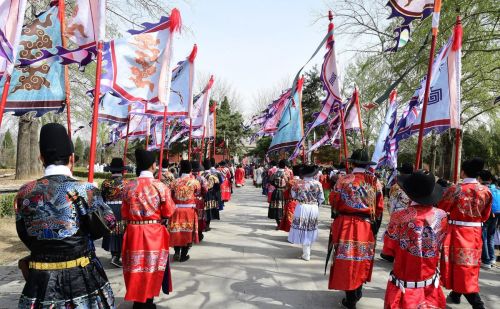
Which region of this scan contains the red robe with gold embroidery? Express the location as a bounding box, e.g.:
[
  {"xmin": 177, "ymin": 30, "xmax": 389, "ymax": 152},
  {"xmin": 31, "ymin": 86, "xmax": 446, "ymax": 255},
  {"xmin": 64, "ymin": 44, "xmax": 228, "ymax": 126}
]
[
  {"xmin": 438, "ymin": 179, "xmax": 492, "ymax": 293},
  {"xmin": 218, "ymin": 167, "xmax": 232, "ymax": 202},
  {"xmin": 383, "ymin": 205, "xmax": 448, "ymax": 309},
  {"xmin": 328, "ymin": 169, "xmax": 384, "ymax": 291},
  {"xmin": 235, "ymin": 167, "xmax": 245, "ymax": 186},
  {"xmin": 121, "ymin": 175, "xmax": 175, "ymax": 303},
  {"xmin": 169, "ymin": 174, "xmax": 201, "ymax": 246}
]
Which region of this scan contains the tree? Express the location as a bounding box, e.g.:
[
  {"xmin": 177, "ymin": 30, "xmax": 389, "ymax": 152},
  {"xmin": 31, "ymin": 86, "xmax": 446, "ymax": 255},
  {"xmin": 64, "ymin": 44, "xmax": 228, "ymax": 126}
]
[
  {"xmin": 331, "ymin": 0, "xmax": 499, "ymax": 177},
  {"xmin": 248, "ymin": 136, "xmax": 272, "ymax": 160},
  {"xmin": 74, "ymin": 137, "xmax": 84, "ymax": 166},
  {"xmin": 0, "ymin": 129, "xmax": 16, "ymax": 168},
  {"xmin": 216, "ymin": 96, "xmax": 248, "ymax": 158}
]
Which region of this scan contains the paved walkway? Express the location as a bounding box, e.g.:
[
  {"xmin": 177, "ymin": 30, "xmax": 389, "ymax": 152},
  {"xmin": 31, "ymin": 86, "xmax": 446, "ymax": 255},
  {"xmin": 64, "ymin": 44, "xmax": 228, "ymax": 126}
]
[{"xmin": 1, "ymin": 179, "xmax": 499, "ymax": 308}]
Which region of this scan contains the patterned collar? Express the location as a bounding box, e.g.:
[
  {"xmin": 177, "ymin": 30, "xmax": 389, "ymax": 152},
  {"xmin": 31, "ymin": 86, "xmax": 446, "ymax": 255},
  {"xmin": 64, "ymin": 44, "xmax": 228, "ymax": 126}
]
[
  {"xmin": 181, "ymin": 173, "xmax": 191, "ymax": 178},
  {"xmin": 44, "ymin": 165, "xmax": 72, "ymax": 177},
  {"xmin": 463, "ymin": 178, "xmax": 478, "ymax": 184},
  {"xmin": 139, "ymin": 171, "xmax": 154, "ymax": 178}
]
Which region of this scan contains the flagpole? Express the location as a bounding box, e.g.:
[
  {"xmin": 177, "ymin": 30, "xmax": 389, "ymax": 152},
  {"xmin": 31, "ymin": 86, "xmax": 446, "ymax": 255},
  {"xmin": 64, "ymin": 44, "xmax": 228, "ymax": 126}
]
[
  {"xmin": 354, "ymin": 88, "xmax": 365, "ymax": 146},
  {"xmin": 200, "ymin": 127, "xmax": 206, "ymax": 164},
  {"xmin": 298, "ymin": 76, "xmax": 307, "ymax": 163},
  {"xmin": 88, "ymin": 41, "xmax": 104, "ymax": 182},
  {"xmin": 213, "ymin": 102, "xmax": 217, "ymax": 159},
  {"xmin": 414, "ymin": 0, "xmax": 442, "ymax": 170},
  {"xmin": 0, "ymin": 75, "xmax": 11, "ymax": 129},
  {"xmin": 158, "ymin": 106, "xmax": 169, "ymax": 180},
  {"xmin": 145, "ymin": 118, "xmax": 150, "ymax": 150},
  {"xmin": 58, "ymin": 0, "xmax": 72, "ymax": 138},
  {"xmin": 339, "ymin": 102, "xmax": 349, "ymax": 172},
  {"xmin": 188, "ymin": 118, "xmax": 193, "ymax": 160},
  {"xmin": 122, "ymin": 107, "xmax": 131, "ymax": 175},
  {"xmin": 452, "ymin": 129, "xmax": 461, "ymax": 182}
]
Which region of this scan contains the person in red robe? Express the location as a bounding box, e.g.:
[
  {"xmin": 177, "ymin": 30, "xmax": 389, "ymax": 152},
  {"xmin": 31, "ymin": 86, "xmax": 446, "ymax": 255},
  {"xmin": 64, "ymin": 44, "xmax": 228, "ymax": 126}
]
[
  {"xmin": 217, "ymin": 161, "xmax": 232, "ymax": 208},
  {"xmin": 439, "ymin": 158, "xmax": 492, "ymax": 308},
  {"xmin": 328, "ymin": 149, "xmax": 384, "ymax": 309},
  {"xmin": 279, "ymin": 165, "xmax": 301, "ymax": 232},
  {"xmin": 383, "ymin": 170, "xmax": 448, "ymax": 309},
  {"xmin": 235, "ymin": 164, "xmax": 246, "ymax": 187},
  {"xmin": 169, "ymin": 160, "xmax": 201, "ymax": 262},
  {"xmin": 191, "ymin": 160, "xmax": 208, "ymax": 241},
  {"xmin": 122, "ymin": 149, "xmax": 176, "ymax": 309}
]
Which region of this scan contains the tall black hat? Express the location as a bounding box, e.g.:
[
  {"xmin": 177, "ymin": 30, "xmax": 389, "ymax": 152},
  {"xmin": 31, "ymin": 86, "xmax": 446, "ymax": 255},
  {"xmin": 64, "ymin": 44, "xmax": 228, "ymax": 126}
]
[
  {"xmin": 105, "ymin": 158, "xmax": 126, "ymax": 173},
  {"xmin": 210, "ymin": 157, "xmax": 216, "ymax": 166},
  {"xmin": 462, "ymin": 157, "xmax": 484, "ymax": 178},
  {"xmin": 269, "ymin": 160, "xmax": 277, "ymax": 167},
  {"xmin": 219, "ymin": 160, "xmax": 227, "ymax": 167},
  {"xmin": 39, "ymin": 123, "xmax": 74, "ymax": 165},
  {"xmin": 191, "ymin": 160, "xmax": 202, "ymax": 172},
  {"xmin": 348, "ymin": 148, "xmax": 375, "ymax": 166},
  {"xmin": 302, "ymin": 165, "xmax": 321, "ymax": 178},
  {"xmin": 397, "ymin": 162, "xmax": 414, "ymax": 175},
  {"xmin": 203, "ymin": 158, "xmax": 212, "ymax": 170},
  {"xmin": 179, "ymin": 160, "xmax": 192, "ymax": 174},
  {"xmin": 161, "ymin": 158, "xmax": 169, "ymax": 169},
  {"xmin": 398, "ymin": 170, "xmax": 443, "ymax": 205},
  {"xmin": 278, "ymin": 159, "xmax": 287, "ymax": 169},
  {"xmin": 292, "ymin": 165, "xmax": 303, "ymax": 177},
  {"xmin": 135, "ymin": 149, "xmax": 155, "ymax": 172}
]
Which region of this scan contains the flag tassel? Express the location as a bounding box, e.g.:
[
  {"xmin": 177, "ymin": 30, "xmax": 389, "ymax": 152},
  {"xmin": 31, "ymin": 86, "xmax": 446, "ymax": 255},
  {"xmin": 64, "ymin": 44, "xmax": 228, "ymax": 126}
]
[{"xmin": 88, "ymin": 41, "xmax": 104, "ymax": 182}]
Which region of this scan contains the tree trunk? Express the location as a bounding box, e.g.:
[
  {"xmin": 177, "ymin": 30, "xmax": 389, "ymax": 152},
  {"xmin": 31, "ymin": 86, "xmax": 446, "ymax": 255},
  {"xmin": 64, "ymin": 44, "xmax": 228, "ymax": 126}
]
[
  {"xmin": 430, "ymin": 133, "xmax": 437, "ymax": 174},
  {"xmin": 16, "ymin": 116, "xmax": 32, "ymax": 180},
  {"xmin": 440, "ymin": 131, "xmax": 454, "ymax": 181},
  {"xmin": 29, "ymin": 119, "xmax": 42, "ymax": 176}
]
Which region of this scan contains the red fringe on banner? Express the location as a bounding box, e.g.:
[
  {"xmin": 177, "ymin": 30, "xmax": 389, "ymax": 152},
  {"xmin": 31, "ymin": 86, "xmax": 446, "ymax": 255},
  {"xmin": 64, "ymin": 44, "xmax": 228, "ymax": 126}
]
[
  {"xmin": 188, "ymin": 44, "xmax": 198, "ymax": 62},
  {"xmin": 452, "ymin": 16, "xmax": 462, "ymax": 52},
  {"xmin": 169, "ymin": 8, "xmax": 182, "ymax": 33}
]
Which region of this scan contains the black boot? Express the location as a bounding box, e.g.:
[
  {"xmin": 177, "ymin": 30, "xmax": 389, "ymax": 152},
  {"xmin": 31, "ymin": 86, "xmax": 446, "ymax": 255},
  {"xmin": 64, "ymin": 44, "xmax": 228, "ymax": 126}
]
[
  {"xmin": 110, "ymin": 255, "xmax": 122, "ymax": 268},
  {"xmin": 173, "ymin": 247, "xmax": 181, "ymax": 261},
  {"xmin": 447, "ymin": 291, "xmax": 461, "ymax": 304},
  {"xmin": 180, "ymin": 246, "xmax": 190, "ymax": 262},
  {"xmin": 146, "ymin": 298, "xmax": 156, "ymax": 309}
]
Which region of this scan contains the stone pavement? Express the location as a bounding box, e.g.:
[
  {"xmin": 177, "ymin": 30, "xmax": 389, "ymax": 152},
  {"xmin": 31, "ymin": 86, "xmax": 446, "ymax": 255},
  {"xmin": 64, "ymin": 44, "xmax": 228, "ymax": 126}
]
[{"xmin": 1, "ymin": 179, "xmax": 499, "ymax": 308}]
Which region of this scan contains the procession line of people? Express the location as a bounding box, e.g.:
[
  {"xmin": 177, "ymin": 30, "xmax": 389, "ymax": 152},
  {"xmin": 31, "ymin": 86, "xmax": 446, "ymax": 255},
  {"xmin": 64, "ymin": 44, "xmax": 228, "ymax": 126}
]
[{"xmin": 260, "ymin": 148, "xmax": 494, "ymax": 309}]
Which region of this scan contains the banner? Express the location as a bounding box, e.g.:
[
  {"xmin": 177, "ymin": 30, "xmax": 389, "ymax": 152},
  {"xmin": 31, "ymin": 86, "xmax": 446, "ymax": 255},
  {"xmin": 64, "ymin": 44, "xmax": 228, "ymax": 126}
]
[
  {"xmin": 66, "ymin": 0, "xmax": 106, "ymax": 47},
  {"xmin": 386, "ymin": 0, "xmax": 434, "ymax": 52},
  {"xmin": 98, "ymin": 93, "xmax": 129, "ymax": 124},
  {"xmin": 268, "ymin": 77, "xmax": 304, "ymax": 152},
  {"xmin": 100, "ymin": 10, "xmax": 181, "ymax": 105},
  {"xmin": 168, "ymin": 44, "xmax": 196, "ymax": 117},
  {"xmin": 187, "ymin": 75, "xmax": 214, "ymax": 129},
  {"xmin": 0, "ymin": 5, "xmax": 65, "ymax": 117},
  {"xmin": 392, "ymin": 30, "xmax": 461, "ymax": 143},
  {"xmin": 0, "ymin": 0, "xmax": 27, "ymax": 78},
  {"xmin": 371, "ymin": 90, "xmax": 398, "ymax": 168}
]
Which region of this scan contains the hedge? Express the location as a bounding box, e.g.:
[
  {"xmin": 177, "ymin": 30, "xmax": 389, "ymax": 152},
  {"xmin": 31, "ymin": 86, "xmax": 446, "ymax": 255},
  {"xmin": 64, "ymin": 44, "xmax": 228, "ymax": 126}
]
[
  {"xmin": 0, "ymin": 193, "xmax": 16, "ymax": 217},
  {"xmin": 72, "ymin": 170, "xmax": 136, "ymax": 179}
]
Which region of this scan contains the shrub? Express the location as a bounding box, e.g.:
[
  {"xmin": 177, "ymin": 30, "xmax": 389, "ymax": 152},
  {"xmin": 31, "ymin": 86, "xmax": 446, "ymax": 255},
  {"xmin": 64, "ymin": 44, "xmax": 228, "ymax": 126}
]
[{"xmin": 0, "ymin": 193, "xmax": 16, "ymax": 217}]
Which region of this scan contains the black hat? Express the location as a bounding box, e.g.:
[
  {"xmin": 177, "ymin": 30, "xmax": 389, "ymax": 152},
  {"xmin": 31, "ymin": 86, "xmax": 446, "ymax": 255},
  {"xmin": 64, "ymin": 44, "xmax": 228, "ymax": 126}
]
[
  {"xmin": 397, "ymin": 170, "xmax": 443, "ymax": 205},
  {"xmin": 269, "ymin": 160, "xmax": 277, "ymax": 167},
  {"xmin": 219, "ymin": 160, "xmax": 227, "ymax": 166},
  {"xmin": 191, "ymin": 160, "xmax": 202, "ymax": 172},
  {"xmin": 397, "ymin": 162, "xmax": 414, "ymax": 175},
  {"xmin": 161, "ymin": 158, "xmax": 169, "ymax": 169},
  {"xmin": 203, "ymin": 158, "xmax": 212, "ymax": 170},
  {"xmin": 278, "ymin": 159, "xmax": 287, "ymax": 169},
  {"xmin": 348, "ymin": 148, "xmax": 375, "ymax": 166},
  {"xmin": 105, "ymin": 158, "xmax": 126, "ymax": 173},
  {"xmin": 292, "ymin": 165, "xmax": 302, "ymax": 177},
  {"xmin": 302, "ymin": 165, "xmax": 321, "ymax": 178},
  {"xmin": 135, "ymin": 149, "xmax": 156, "ymax": 172},
  {"xmin": 462, "ymin": 157, "xmax": 484, "ymax": 178},
  {"xmin": 210, "ymin": 157, "xmax": 216, "ymax": 166},
  {"xmin": 179, "ymin": 160, "xmax": 192, "ymax": 174},
  {"xmin": 39, "ymin": 123, "xmax": 74, "ymax": 164}
]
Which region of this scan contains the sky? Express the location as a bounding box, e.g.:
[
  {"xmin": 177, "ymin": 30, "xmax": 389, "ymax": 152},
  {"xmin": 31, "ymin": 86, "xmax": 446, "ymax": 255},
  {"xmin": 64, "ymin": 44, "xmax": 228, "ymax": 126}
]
[{"xmin": 169, "ymin": 0, "xmax": 343, "ymax": 117}]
